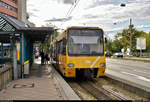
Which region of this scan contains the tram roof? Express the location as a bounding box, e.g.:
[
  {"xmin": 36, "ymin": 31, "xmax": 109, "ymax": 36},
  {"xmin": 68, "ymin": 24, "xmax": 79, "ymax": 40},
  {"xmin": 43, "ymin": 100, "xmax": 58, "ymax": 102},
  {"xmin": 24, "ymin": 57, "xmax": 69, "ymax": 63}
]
[{"xmin": 66, "ymin": 26, "xmax": 102, "ymax": 30}]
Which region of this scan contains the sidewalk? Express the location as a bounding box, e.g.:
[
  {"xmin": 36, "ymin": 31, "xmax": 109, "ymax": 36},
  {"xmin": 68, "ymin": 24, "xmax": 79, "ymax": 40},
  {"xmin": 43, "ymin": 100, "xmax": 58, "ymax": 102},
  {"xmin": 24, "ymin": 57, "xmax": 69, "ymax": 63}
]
[{"xmin": 0, "ymin": 59, "xmax": 80, "ymax": 100}]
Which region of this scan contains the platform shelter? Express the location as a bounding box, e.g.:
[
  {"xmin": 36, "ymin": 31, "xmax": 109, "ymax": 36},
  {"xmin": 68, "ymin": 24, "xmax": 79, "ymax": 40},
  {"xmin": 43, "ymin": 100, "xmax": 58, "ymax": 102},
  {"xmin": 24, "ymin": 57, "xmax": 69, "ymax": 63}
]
[{"xmin": 0, "ymin": 14, "xmax": 54, "ymax": 80}]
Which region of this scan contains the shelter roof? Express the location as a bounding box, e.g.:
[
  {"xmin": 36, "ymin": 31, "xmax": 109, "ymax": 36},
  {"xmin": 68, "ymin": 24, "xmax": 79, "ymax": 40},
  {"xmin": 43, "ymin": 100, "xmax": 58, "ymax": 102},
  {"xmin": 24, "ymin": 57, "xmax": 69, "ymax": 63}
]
[{"xmin": 0, "ymin": 14, "xmax": 54, "ymax": 43}]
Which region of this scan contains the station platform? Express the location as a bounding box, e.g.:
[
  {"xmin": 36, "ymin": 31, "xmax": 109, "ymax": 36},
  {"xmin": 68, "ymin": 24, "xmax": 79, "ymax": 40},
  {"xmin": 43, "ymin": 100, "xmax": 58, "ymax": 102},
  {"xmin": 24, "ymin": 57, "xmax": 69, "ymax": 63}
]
[
  {"xmin": 0, "ymin": 59, "xmax": 80, "ymax": 100},
  {"xmin": 105, "ymin": 58, "xmax": 150, "ymax": 99}
]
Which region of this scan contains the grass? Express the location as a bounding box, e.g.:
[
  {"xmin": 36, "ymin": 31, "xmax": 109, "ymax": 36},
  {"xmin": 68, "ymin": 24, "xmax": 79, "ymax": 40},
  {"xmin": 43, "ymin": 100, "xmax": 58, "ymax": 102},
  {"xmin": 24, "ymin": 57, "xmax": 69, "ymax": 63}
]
[{"xmin": 111, "ymin": 57, "xmax": 150, "ymax": 63}]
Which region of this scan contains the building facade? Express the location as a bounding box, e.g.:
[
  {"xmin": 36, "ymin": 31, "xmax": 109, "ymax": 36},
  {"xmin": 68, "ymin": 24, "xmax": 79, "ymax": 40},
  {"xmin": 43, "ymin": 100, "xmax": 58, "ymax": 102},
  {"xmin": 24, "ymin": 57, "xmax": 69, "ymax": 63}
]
[
  {"xmin": 0, "ymin": 0, "xmax": 18, "ymax": 19},
  {"xmin": 0, "ymin": 0, "xmax": 28, "ymax": 22},
  {"xmin": 18, "ymin": 0, "xmax": 27, "ymax": 22}
]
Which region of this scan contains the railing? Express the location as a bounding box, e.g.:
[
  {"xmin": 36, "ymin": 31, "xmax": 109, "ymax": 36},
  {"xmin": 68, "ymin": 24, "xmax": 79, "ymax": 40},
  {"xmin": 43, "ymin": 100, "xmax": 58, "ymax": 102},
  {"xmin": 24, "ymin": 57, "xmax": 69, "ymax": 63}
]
[
  {"xmin": 0, "ymin": 64, "xmax": 22, "ymax": 91},
  {"xmin": 0, "ymin": 65, "xmax": 13, "ymax": 91},
  {"xmin": 132, "ymin": 52, "xmax": 150, "ymax": 57}
]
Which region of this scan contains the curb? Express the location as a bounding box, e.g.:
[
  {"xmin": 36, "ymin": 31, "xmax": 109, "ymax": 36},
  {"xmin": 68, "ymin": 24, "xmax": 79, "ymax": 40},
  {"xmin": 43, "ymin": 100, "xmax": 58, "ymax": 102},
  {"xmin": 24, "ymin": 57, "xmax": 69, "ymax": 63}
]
[
  {"xmin": 49, "ymin": 65, "xmax": 81, "ymax": 100},
  {"xmin": 111, "ymin": 57, "xmax": 150, "ymax": 63},
  {"xmin": 105, "ymin": 73, "xmax": 150, "ymax": 99}
]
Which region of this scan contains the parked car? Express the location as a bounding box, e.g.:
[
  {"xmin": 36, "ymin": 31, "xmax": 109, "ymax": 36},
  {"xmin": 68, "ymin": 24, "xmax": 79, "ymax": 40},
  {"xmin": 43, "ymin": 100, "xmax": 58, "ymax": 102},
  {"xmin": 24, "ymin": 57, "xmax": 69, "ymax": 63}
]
[
  {"xmin": 114, "ymin": 52, "xmax": 123, "ymax": 58},
  {"xmin": 105, "ymin": 52, "xmax": 112, "ymax": 57}
]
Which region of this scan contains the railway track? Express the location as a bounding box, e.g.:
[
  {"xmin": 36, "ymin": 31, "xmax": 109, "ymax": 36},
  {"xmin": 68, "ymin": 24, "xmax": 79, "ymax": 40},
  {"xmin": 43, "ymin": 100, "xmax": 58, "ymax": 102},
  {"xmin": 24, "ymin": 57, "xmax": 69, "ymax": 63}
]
[
  {"xmin": 52, "ymin": 65, "xmax": 146, "ymax": 100},
  {"xmin": 67, "ymin": 78, "xmax": 132, "ymax": 100},
  {"xmin": 78, "ymin": 81, "xmax": 112, "ymax": 100}
]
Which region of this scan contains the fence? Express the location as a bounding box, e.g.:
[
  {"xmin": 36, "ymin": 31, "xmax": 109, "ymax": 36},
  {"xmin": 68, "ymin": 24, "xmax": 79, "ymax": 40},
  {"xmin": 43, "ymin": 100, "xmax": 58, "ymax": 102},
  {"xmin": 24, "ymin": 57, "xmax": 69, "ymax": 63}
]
[
  {"xmin": 0, "ymin": 65, "xmax": 13, "ymax": 91},
  {"xmin": 132, "ymin": 52, "xmax": 150, "ymax": 57},
  {"xmin": 0, "ymin": 64, "xmax": 21, "ymax": 91}
]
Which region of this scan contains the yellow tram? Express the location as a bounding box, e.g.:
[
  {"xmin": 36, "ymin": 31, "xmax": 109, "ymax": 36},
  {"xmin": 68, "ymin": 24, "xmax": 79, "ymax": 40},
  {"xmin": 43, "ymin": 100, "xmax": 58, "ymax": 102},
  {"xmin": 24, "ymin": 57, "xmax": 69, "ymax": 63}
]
[{"xmin": 50, "ymin": 26, "xmax": 106, "ymax": 78}]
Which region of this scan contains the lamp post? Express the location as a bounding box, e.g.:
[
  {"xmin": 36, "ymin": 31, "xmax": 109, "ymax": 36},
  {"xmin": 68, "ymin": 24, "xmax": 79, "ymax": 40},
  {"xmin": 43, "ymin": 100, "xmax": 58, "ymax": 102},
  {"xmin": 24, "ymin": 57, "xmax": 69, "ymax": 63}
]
[
  {"xmin": 120, "ymin": 3, "xmax": 132, "ymax": 55},
  {"xmin": 129, "ymin": 18, "xmax": 132, "ymax": 55}
]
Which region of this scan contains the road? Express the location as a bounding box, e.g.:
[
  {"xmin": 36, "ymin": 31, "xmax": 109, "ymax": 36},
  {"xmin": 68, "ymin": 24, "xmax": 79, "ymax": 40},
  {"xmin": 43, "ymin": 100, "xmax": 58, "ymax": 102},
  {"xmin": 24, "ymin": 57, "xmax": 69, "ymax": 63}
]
[{"xmin": 105, "ymin": 58, "xmax": 150, "ymax": 89}]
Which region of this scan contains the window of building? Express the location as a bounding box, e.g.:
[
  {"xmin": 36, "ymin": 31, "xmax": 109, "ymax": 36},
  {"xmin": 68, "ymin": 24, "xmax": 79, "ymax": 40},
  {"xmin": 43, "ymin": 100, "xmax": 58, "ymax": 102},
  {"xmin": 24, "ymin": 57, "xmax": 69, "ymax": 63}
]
[
  {"xmin": 0, "ymin": 1, "xmax": 18, "ymax": 12},
  {"xmin": 8, "ymin": 0, "xmax": 17, "ymax": 4}
]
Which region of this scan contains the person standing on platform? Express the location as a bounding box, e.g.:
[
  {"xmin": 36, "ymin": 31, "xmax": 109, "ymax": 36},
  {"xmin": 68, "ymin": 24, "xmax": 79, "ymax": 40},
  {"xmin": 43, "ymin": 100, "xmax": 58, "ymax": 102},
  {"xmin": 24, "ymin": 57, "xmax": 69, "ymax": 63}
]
[
  {"xmin": 40, "ymin": 51, "xmax": 45, "ymax": 65},
  {"xmin": 45, "ymin": 53, "xmax": 49, "ymax": 64}
]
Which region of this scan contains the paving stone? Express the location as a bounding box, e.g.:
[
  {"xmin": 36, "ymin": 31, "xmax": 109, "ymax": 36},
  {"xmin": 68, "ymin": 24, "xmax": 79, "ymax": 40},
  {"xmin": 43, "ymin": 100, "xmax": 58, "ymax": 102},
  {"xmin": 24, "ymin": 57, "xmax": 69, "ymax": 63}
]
[{"xmin": 0, "ymin": 61, "xmax": 61, "ymax": 100}]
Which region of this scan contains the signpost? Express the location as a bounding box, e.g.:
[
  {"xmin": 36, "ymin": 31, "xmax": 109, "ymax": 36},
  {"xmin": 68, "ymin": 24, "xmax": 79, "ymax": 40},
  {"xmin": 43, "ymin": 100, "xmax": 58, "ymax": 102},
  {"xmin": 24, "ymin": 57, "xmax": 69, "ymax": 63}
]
[{"xmin": 136, "ymin": 37, "xmax": 146, "ymax": 56}]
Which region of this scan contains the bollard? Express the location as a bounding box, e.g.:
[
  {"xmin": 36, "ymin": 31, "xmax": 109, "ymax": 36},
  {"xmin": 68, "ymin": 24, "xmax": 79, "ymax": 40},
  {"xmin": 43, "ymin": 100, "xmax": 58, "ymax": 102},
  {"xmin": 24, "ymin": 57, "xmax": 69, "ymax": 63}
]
[
  {"xmin": 4, "ymin": 71, "xmax": 7, "ymax": 88},
  {"xmin": 6, "ymin": 70, "xmax": 8, "ymax": 85},
  {"xmin": 10, "ymin": 67, "xmax": 13, "ymax": 81},
  {"xmin": 8, "ymin": 68, "xmax": 10, "ymax": 83},
  {"xmin": 2, "ymin": 73, "xmax": 4, "ymax": 89}
]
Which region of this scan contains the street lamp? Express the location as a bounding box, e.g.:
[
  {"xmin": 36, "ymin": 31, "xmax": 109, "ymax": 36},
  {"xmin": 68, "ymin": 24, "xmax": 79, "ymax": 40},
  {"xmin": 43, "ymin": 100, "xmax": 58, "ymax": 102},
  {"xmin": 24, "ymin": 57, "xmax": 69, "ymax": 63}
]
[
  {"xmin": 120, "ymin": 3, "xmax": 126, "ymax": 7},
  {"xmin": 129, "ymin": 18, "xmax": 132, "ymax": 55},
  {"xmin": 120, "ymin": 3, "xmax": 132, "ymax": 55}
]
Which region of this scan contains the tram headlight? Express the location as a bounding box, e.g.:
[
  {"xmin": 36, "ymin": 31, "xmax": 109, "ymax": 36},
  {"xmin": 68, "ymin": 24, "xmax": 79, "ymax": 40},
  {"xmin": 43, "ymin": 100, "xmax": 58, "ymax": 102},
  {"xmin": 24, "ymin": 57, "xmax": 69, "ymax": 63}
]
[
  {"xmin": 100, "ymin": 63, "xmax": 105, "ymax": 67},
  {"xmin": 68, "ymin": 63, "xmax": 74, "ymax": 68}
]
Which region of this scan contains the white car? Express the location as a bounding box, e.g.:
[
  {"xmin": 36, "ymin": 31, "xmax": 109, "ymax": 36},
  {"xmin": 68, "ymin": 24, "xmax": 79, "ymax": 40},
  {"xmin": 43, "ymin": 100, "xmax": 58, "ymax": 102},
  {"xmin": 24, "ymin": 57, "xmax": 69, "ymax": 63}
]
[{"xmin": 114, "ymin": 52, "xmax": 123, "ymax": 58}]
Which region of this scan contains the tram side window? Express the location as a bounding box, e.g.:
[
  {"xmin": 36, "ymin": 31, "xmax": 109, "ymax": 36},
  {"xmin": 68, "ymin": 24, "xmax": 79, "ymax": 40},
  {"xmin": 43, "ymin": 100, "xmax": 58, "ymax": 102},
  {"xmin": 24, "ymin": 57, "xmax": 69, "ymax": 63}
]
[
  {"xmin": 59, "ymin": 41, "xmax": 62, "ymax": 54},
  {"xmin": 57, "ymin": 42, "xmax": 61, "ymax": 55},
  {"xmin": 62, "ymin": 38, "xmax": 66, "ymax": 55},
  {"xmin": 54, "ymin": 43, "xmax": 57, "ymax": 55}
]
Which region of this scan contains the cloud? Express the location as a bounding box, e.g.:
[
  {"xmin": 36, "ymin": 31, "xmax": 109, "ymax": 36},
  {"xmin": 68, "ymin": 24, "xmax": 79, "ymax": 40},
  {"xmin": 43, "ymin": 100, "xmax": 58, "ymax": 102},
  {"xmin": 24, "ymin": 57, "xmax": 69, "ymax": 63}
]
[
  {"xmin": 83, "ymin": 14, "xmax": 100, "ymax": 19},
  {"xmin": 27, "ymin": 4, "xmax": 34, "ymax": 7},
  {"xmin": 85, "ymin": 0, "xmax": 124, "ymax": 9},
  {"xmin": 53, "ymin": 0, "xmax": 75, "ymax": 5},
  {"xmin": 45, "ymin": 16, "xmax": 72, "ymax": 22},
  {"xmin": 31, "ymin": 9, "xmax": 39, "ymax": 12},
  {"xmin": 62, "ymin": 0, "xmax": 75, "ymax": 4},
  {"xmin": 85, "ymin": 0, "xmax": 150, "ymax": 10},
  {"xmin": 105, "ymin": 27, "xmax": 124, "ymax": 32},
  {"xmin": 27, "ymin": 0, "xmax": 150, "ymax": 36},
  {"xmin": 96, "ymin": 1, "xmax": 150, "ymax": 23},
  {"xmin": 136, "ymin": 25, "xmax": 150, "ymax": 29},
  {"xmin": 28, "ymin": 12, "xmax": 38, "ymax": 17}
]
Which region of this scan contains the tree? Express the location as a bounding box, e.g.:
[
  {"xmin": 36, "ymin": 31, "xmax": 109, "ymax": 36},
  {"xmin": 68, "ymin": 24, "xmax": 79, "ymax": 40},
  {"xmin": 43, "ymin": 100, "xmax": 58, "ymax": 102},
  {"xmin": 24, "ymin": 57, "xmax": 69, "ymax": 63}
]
[
  {"xmin": 111, "ymin": 38, "xmax": 123, "ymax": 53},
  {"xmin": 105, "ymin": 39, "xmax": 113, "ymax": 54},
  {"xmin": 144, "ymin": 32, "xmax": 150, "ymax": 53},
  {"xmin": 106, "ymin": 24, "xmax": 150, "ymax": 54},
  {"xmin": 40, "ymin": 23, "xmax": 59, "ymax": 52}
]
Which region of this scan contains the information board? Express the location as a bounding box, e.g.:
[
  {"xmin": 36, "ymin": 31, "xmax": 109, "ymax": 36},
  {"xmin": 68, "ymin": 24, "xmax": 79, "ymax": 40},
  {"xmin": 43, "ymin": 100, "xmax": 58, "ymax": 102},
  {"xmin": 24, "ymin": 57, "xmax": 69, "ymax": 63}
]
[{"xmin": 136, "ymin": 37, "xmax": 146, "ymax": 50}]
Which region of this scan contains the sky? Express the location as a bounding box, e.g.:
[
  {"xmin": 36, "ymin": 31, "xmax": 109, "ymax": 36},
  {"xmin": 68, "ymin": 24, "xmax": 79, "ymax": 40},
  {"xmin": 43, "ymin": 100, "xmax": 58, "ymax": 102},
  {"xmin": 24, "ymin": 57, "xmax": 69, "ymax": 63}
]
[{"xmin": 27, "ymin": 0, "xmax": 150, "ymax": 39}]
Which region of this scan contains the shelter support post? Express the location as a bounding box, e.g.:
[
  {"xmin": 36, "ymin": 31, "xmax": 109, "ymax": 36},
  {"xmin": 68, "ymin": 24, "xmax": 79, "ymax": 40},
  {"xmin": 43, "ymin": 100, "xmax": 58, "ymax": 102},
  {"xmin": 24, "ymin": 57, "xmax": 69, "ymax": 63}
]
[
  {"xmin": 21, "ymin": 33, "xmax": 24, "ymax": 78},
  {"xmin": 1, "ymin": 43, "xmax": 4, "ymax": 58},
  {"xmin": 12, "ymin": 35, "xmax": 18, "ymax": 80},
  {"xmin": 29, "ymin": 41, "xmax": 33, "ymax": 67},
  {"xmin": 49, "ymin": 33, "xmax": 52, "ymax": 62}
]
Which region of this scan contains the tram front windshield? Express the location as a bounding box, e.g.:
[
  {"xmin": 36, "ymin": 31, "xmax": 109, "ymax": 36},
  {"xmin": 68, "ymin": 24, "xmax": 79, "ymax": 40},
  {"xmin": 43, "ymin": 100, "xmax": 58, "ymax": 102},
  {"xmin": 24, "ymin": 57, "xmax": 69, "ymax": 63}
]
[{"xmin": 68, "ymin": 29, "xmax": 104, "ymax": 56}]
